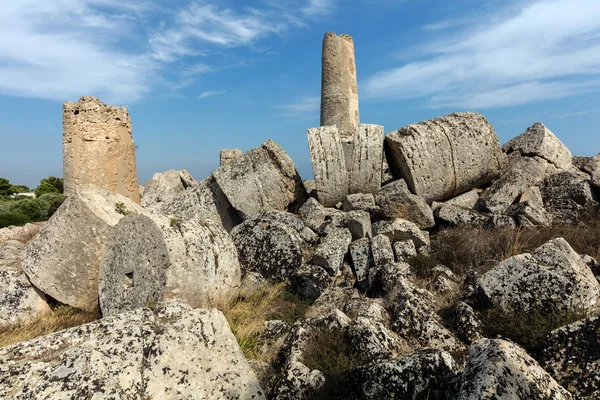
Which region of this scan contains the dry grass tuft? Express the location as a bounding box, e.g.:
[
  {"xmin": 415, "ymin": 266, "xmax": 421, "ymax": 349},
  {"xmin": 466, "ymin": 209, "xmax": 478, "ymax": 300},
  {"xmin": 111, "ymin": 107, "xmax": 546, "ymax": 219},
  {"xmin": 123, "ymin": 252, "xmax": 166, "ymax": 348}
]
[
  {"xmin": 0, "ymin": 306, "xmax": 98, "ymax": 348},
  {"xmin": 224, "ymin": 282, "xmax": 312, "ymax": 361}
]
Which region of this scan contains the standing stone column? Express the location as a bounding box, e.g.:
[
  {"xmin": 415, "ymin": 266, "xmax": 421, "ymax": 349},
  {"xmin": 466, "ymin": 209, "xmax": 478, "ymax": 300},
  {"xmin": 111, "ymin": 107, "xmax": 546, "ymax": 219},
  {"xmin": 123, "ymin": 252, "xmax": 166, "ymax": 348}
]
[
  {"xmin": 321, "ymin": 32, "xmax": 360, "ymax": 172},
  {"xmin": 63, "ymin": 96, "xmax": 141, "ymax": 203},
  {"xmin": 321, "ymin": 32, "xmax": 360, "ymax": 138}
]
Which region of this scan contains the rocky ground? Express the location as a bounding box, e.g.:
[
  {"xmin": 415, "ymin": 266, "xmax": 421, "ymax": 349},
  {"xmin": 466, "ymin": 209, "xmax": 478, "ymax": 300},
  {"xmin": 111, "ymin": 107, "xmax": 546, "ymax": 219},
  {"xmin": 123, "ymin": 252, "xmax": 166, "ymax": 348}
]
[{"xmin": 0, "ymin": 113, "xmax": 599, "ymax": 399}]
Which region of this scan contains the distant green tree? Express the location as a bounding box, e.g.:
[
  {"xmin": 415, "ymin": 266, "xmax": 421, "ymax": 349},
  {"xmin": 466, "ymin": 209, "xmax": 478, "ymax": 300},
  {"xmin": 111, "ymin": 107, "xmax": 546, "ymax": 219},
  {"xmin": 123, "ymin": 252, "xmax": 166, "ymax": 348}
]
[
  {"xmin": 0, "ymin": 178, "xmax": 13, "ymax": 196},
  {"xmin": 35, "ymin": 182, "xmax": 60, "ymax": 198},
  {"xmin": 0, "ymin": 212, "xmax": 31, "ymax": 228},
  {"xmin": 37, "ymin": 193, "xmax": 65, "ymax": 219},
  {"xmin": 39, "ymin": 176, "xmax": 64, "ymax": 194},
  {"xmin": 9, "ymin": 185, "xmax": 30, "ymax": 193}
]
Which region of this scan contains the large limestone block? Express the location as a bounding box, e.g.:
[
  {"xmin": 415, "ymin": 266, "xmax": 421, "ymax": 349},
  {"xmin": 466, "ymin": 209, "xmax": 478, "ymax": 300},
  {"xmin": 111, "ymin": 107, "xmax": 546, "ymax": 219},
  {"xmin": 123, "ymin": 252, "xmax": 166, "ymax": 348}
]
[
  {"xmin": 320, "ymin": 32, "xmax": 359, "ymax": 139},
  {"xmin": 375, "ymin": 179, "xmax": 435, "ymax": 229},
  {"xmin": 540, "ymin": 316, "xmax": 600, "ymax": 399},
  {"xmin": 99, "ymin": 213, "xmax": 241, "ymax": 316},
  {"xmin": 353, "ymin": 349, "xmax": 458, "ymax": 399},
  {"xmin": 385, "ymin": 112, "xmax": 505, "ymax": 202},
  {"xmin": 503, "ymin": 122, "xmax": 573, "ymax": 170},
  {"xmin": 307, "ymin": 125, "xmax": 349, "ymax": 207},
  {"xmin": 63, "ymin": 96, "xmax": 140, "ymax": 203},
  {"xmin": 348, "ymin": 124, "xmax": 384, "ymax": 194},
  {"xmin": 213, "ymin": 140, "xmax": 307, "ymax": 220},
  {"xmin": 22, "ymin": 185, "xmax": 142, "ymax": 311},
  {"xmin": 573, "ymin": 152, "xmax": 600, "ymax": 187},
  {"xmin": 458, "ymin": 339, "xmax": 572, "ymax": 399},
  {"xmin": 0, "ymin": 240, "xmax": 50, "ymax": 327},
  {"xmin": 231, "ymin": 211, "xmax": 309, "ymax": 281},
  {"xmin": 0, "ymin": 301, "xmax": 265, "ymax": 399},
  {"xmin": 142, "ymin": 169, "xmax": 196, "ymax": 207},
  {"xmin": 155, "ymin": 176, "xmax": 241, "ymax": 232},
  {"xmin": 478, "ymin": 238, "xmax": 600, "ymax": 314}
]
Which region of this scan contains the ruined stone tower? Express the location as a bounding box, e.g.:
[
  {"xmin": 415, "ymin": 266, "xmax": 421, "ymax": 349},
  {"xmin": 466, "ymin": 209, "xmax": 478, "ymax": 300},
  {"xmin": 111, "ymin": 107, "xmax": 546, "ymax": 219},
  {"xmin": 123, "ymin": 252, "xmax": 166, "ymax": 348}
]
[
  {"xmin": 320, "ymin": 32, "xmax": 360, "ymax": 138},
  {"xmin": 63, "ymin": 96, "xmax": 141, "ymax": 203}
]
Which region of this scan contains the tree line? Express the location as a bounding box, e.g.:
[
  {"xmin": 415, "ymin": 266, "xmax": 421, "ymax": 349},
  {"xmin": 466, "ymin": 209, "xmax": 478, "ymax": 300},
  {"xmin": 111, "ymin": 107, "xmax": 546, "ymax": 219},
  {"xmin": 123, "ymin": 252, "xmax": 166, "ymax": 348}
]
[{"xmin": 0, "ymin": 177, "xmax": 65, "ymax": 228}]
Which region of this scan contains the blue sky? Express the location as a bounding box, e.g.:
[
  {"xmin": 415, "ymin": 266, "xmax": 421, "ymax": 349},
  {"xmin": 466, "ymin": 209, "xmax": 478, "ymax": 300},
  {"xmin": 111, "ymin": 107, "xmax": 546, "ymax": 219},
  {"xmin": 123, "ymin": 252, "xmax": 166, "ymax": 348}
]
[{"xmin": 1, "ymin": 0, "xmax": 600, "ymax": 188}]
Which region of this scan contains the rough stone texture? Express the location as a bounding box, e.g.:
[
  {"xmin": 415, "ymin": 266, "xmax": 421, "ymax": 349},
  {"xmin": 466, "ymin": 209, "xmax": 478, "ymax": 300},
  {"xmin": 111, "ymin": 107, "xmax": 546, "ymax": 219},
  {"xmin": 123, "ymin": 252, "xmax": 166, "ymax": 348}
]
[
  {"xmin": 307, "ymin": 125, "xmax": 349, "ymax": 207},
  {"xmin": 349, "ymin": 238, "xmax": 373, "ymax": 292},
  {"xmin": 303, "ymin": 180, "xmax": 317, "ymax": 198},
  {"xmin": 507, "ymin": 186, "xmax": 552, "ymax": 226},
  {"xmin": 22, "ymin": 185, "xmax": 142, "ymax": 311},
  {"xmin": 63, "ymin": 96, "xmax": 140, "ymax": 203},
  {"xmin": 389, "ymin": 278, "xmax": 465, "ymax": 352},
  {"xmin": 155, "ymin": 176, "xmax": 241, "ymax": 232},
  {"xmin": 384, "ymin": 112, "xmax": 505, "ymax": 202},
  {"xmin": 346, "ymin": 317, "xmax": 401, "ymax": 361},
  {"xmin": 477, "ymin": 238, "xmax": 600, "ymax": 314},
  {"xmin": 290, "ymin": 264, "xmax": 332, "ymax": 301},
  {"xmin": 372, "ymin": 218, "xmax": 430, "ymax": 249},
  {"xmin": 458, "ymin": 339, "xmax": 572, "ymax": 400},
  {"xmin": 580, "ymin": 254, "xmax": 600, "ymax": 283},
  {"xmin": 142, "ymin": 169, "xmax": 196, "ymax": 207},
  {"xmin": 269, "ymin": 326, "xmax": 325, "ymax": 399},
  {"xmin": 368, "ymin": 262, "xmax": 411, "ymax": 297},
  {"xmin": 348, "ymin": 124, "xmax": 384, "ymax": 194},
  {"xmin": 320, "ymin": 32, "xmax": 359, "ymax": 139},
  {"xmin": 0, "ymin": 223, "xmax": 40, "ymax": 246},
  {"xmin": 297, "ymin": 197, "xmax": 336, "ymax": 232},
  {"xmin": 540, "ymin": 316, "xmax": 600, "ymax": 399},
  {"xmin": 232, "ymin": 211, "xmax": 308, "ymax": 281},
  {"xmin": 345, "ymin": 210, "xmax": 372, "ymax": 240},
  {"xmin": 371, "ymin": 234, "xmax": 395, "ymax": 267},
  {"xmin": 503, "ymin": 122, "xmax": 573, "ymax": 170},
  {"xmin": 313, "ymin": 227, "xmax": 352, "ymax": 275},
  {"xmin": 450, "ymin": 301, "xmax": 483, "ymax": 344},
  {"xmin": 393, "ymin": 239, "xmax": 417, "ymax": 261},
  {"xmin": 0, "ymin": 240, "xmax": 50, "ymax": 327},
  {"xmin": 353, "ymin": 349, "xmax": 459, "ymax": 400},
  {"xmin": 99, "ymin": 213, "xmax": 241, "ymax": 316},
  {"xmin": 342, "ymin": 193, "xmax": 376, "ymax": 212},
  {"xmin": 573, "ymin": 153, "xmax": 600, "ymax": 188},
  {"xmin": 436, "ymin": 204, "xmax": 491, "ymax": 228},
  {"xmin": 307, "ymin": 286, "xmax": 389, "ymax": 326},
  {"xmin": 432, "ymin": 189, "xmax": 480, "ymax": 212},
  {"xmin": 429, "ymin": 265, "xmax": 459, "ymax": 294},
  {"xmin": 541, "ymin": 170, "xmax": 598, "ymax": 224},
  {"xmin": 0, "ymin": 301, "xmax": 265, "ymax": 400},
  {"xmin": 220, "ymin": 148, "xmax": 243, "ymax": 166},
  {"xmin": 213, "ymin": 140, "xmax": 307, "ymax": 220},
  {"xmin": 478, "ymin": 154, "xmax": 555, "ymax": 213},
  {"xmin": 375, "ymin": 179, "xmax": 435, "ymax": 229}
]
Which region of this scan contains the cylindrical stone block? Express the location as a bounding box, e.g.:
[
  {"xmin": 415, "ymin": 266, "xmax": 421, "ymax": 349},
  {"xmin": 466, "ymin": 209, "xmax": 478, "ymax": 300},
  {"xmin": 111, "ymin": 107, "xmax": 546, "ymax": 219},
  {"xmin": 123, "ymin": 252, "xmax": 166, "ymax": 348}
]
[
  {"xmin": 63, "ymin": 96, "xmax": 140, "ymax": 203},
  {"xmin": 320, "ymin": 32, "xmax": 360, "ymax": 139}
]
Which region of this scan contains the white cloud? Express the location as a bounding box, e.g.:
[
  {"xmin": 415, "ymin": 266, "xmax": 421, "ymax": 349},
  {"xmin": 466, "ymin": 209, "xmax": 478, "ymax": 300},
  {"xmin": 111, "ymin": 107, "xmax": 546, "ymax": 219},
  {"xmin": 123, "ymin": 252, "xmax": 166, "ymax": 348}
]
[
  {"xmin": 198, "ymin": 90, "xmax": 226, "ymax": 99},
  {"xmin": 0, "ymin": 0, "xmax": 334, "ymax": 104},
  {"xmin": 363, "ymin": 0, "xmax": 600, "ymax": 109},
  {"xmin": 279, "ymin": 95, "xmax": 320, "ymax": 116}
]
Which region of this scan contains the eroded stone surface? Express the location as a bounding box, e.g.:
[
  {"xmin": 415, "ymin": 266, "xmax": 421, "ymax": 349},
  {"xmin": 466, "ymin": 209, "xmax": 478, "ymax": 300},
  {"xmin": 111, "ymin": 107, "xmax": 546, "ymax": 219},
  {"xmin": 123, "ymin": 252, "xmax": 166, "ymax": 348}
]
[
  {"xmin": 458, "ymin": 339, "xmax": 572, "ymax": 400},
  {"xmin": 348, "ymin": 124, "xmax": 384, "ymax": 195},
  {"xmin": 22, "ymin": 185, "xmax": 143, "ymax": 311},
  {"xmin": 220, "ymin": 148, "xmax": 243, "ymax": 166},
  {"xmin": 477, "ymin": 238, "xmax": 600, "ymax": 314},
  {"xmin": 0, "ymin": 302, "xmax": 265, "ymax": 400},
  {"xmin": 99, "ymin": 213, "xmax": 241, "ymax": 316},
  {"xmin": 63, "ymin": 96, "xmax": 140, "ymax": 203},
  {"xmin": 540, "ymin": 316, "xmax": 600, "ymax": 399},
  {"xmin": 142, "ymin": 169, "xmax": 196, "ymax": 207},
  {"xmin": 384, "ymin": 112, "xmax": 505, "ymax": 202},
  {"xmin": 372, "ymin": 218, "xmax": 430, "ymax": 249},
  {"xmin": 213, "ymin": 140, "xmax": 307, "ymax": 220},
  {"xmin": 313, "ymin": 227, "xmax": 352, "ymax": 275},
  {"xmin": 307, "ymin": 125, "xmax": 349, "ymax": 207},
  {"xmin": 0, "ymin": 223, "xmax": 40, "ymax": 246},
  {"xmin": 375, "ymin": 179, "xmax": 434, "ymax": 229},
  {"xmin": 353, "ymin": 349, "xmax": 459, "ymax": 400}
]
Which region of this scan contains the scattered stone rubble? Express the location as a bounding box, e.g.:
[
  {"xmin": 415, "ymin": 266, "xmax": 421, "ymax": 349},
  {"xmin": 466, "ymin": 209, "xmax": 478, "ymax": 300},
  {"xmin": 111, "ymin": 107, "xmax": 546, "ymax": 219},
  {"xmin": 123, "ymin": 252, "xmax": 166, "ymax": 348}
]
[{"xmin": 1, "ymin": 32, "xmax": 599, "ymax": 400}]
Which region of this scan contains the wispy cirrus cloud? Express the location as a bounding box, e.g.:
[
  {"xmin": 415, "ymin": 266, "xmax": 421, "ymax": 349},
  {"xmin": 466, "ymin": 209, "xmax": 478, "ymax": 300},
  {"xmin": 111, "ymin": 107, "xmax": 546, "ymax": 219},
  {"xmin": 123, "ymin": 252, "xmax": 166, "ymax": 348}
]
[
  {"xmin": 363, "ymin": 0, "xmax": 600, "ymax": 109},
  {"xmin": 279, "ymin": 95, "xmax": 320, "ymax": 116},
  {"xmin": 198, "ymin": 90, "xmax": 226, "ymax": 99},
  {"xmin": 0, "ymin": 0, "xmax": 335, "ymax": 104}
]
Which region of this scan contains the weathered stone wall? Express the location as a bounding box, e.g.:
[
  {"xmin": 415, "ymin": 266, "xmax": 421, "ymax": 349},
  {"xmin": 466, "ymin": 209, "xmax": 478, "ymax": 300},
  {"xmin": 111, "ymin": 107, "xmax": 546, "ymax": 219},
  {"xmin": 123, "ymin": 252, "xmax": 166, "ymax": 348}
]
[
  {"xmin": 63, "ymin": 96, "xmax": 140, "ymax": 203},
  {"xmin": 321, "ymin": 32, "xmax": 360, "ymax": 139}
]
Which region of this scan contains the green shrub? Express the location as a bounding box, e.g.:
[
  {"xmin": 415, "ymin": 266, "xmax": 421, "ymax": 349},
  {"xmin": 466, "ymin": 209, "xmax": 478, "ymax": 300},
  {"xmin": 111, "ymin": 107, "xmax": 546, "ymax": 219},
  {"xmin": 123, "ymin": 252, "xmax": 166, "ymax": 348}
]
[
  {"xmin": 34, "ymin": 182, "xmax": 60, "ymax": 198},
  {"xmin": 37, "ymin": 193, "xmax": 65, "ymax": 219},
  {"xmin": 9, "ymin": 199, "xmax": 47, "ymax": 221},
  {"xmin": 0, "ymin": 212, "xmax": 32, "ymax": 228}
]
